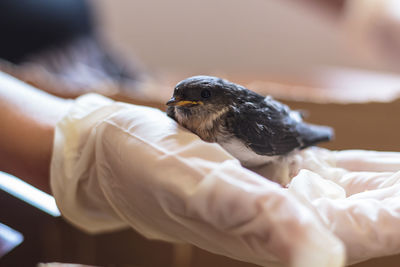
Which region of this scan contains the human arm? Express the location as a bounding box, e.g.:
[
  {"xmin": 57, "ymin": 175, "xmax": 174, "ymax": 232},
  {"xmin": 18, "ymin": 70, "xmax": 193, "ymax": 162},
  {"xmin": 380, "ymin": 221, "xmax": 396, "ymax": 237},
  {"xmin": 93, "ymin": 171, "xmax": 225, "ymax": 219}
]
[{"xmin": 0, "ymin": 71, "xmax": 70, "ymax": 194}]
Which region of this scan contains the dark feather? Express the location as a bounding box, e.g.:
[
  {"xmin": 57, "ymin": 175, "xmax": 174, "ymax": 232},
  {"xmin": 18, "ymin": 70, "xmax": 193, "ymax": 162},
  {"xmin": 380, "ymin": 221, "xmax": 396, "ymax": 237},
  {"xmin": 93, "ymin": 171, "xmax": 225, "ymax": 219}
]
[
  {"xmin": 295, "ymin": 123, "xmax": 333, "ymax": 148},
  {"xmin": 227, "ymin": 95, "xmax": 333, "ymax": 156}
]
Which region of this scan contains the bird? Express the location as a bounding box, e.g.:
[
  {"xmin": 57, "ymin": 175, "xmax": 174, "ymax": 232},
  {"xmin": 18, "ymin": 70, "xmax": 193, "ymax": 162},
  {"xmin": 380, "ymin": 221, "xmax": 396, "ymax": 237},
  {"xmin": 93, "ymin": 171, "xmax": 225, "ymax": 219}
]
[{"xmin": 166, "ymin": 75, "xmax": 333, "ymax": 167}]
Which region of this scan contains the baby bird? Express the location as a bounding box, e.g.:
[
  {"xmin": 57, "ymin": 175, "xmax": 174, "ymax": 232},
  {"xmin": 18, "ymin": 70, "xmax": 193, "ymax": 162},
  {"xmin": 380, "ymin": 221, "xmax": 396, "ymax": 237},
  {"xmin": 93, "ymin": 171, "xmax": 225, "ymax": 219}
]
[{"xmin": 166, "ymin": 76, "xmax": 333, "ymax": 167}]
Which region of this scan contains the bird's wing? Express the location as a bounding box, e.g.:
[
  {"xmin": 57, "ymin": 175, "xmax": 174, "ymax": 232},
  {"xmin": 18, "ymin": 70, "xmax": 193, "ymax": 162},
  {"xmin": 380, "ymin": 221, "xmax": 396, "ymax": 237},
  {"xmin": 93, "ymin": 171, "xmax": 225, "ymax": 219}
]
[{"xmin": 228, "ymin": 105, "xmax": 333, "ymax": 156}]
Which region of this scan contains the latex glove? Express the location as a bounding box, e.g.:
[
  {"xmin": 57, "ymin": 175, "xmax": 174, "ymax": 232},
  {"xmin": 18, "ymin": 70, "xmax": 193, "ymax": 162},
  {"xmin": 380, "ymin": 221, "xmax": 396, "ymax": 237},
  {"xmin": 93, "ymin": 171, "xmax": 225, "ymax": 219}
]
[
  {"xmin": 51, "ymin": 94, "xmax": 344, "ymax": 267},
  {"xmin": 260, "ymin": 148, "xmax": 400, "ymax": 265},
  {"xmin": 344, "ymin": 0, "xmax": 400, "ymax": 69}
]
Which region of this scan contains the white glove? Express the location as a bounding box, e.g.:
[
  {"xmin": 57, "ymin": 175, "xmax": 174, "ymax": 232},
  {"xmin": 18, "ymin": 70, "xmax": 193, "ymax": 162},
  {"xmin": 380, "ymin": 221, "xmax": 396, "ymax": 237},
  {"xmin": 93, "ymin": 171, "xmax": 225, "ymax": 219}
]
[
  {"xmin": 50, "ymin": 94, "xmax": 400, "ymax": 267},
  {"xmin": 285, "ymin": 148, "xmax": 400, "ymax": 265}
]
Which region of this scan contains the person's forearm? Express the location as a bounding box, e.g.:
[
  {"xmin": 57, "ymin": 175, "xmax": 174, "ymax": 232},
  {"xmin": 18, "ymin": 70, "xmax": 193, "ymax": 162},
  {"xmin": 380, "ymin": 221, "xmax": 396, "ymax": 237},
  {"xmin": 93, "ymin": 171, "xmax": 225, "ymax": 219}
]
[{"xmin": 0, "ymin": 72, "xmax": 70, "ymax": 194}]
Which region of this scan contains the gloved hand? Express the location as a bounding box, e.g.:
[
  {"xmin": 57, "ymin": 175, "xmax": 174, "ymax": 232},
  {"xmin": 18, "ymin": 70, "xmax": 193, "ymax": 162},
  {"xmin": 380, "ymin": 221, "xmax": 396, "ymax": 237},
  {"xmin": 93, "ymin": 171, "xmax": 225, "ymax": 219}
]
[
  {"xmin": 51, "ymin": 94, "xmax": 400, "ymax": 267},
  {"xmin": 263, "ymin": 148, "xmax": 400, "ymax": 265}
]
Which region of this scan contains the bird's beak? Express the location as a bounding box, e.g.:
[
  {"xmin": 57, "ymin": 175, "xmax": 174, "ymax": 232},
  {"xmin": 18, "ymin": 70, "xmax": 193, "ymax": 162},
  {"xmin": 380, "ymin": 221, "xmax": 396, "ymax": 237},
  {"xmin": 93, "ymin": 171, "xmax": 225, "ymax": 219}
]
[
  {"xmin": 166, "ymin": 97, "xmax": 179, "ymax": 106},
  {"xmin": 166, "ymin": 97, "xmax": 203, "ymax": 107}
]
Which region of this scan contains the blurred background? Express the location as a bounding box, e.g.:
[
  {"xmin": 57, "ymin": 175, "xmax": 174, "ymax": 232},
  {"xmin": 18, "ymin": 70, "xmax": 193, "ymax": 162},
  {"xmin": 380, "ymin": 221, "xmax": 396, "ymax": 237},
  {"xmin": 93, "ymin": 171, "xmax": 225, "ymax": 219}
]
[
  {"xmin": 93, "ymin": 0, "xmax": 368, "ymax": 76},
  {"xmin": 2, "ymin": 0, "xmax": 400, "ymax": 266}
]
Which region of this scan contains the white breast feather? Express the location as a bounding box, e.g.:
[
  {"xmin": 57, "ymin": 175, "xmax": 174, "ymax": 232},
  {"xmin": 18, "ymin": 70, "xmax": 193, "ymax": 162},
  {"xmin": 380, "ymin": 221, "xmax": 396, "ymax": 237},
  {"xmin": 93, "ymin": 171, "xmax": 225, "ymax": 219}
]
[{"xmin": 220, "ymin": 138, "xmax": 279, "ymax": 167}]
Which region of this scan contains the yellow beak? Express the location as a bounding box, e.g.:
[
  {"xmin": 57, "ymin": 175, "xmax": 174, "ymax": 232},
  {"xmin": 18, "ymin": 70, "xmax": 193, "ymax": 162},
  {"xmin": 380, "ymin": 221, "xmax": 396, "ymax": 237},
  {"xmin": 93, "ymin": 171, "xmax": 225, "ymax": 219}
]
[{"xmin": 166, "ymin": 97, "xmax": 203, "ymax": 107}]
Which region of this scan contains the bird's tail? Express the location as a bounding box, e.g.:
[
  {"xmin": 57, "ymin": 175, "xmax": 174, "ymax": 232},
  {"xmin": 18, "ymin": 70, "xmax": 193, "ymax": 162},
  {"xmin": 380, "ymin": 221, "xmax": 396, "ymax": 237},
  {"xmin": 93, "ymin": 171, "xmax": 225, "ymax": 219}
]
[{"xmin": 296, "ymin": 123, "xmax": 334, "ymax": 149}]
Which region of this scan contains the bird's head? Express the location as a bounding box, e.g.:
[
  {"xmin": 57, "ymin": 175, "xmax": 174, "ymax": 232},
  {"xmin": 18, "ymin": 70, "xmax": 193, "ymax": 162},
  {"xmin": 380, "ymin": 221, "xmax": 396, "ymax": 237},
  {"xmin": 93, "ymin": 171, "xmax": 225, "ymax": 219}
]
[{"xmin": 166, "ymin": 76, "xmax": 239, "ymax": 117}]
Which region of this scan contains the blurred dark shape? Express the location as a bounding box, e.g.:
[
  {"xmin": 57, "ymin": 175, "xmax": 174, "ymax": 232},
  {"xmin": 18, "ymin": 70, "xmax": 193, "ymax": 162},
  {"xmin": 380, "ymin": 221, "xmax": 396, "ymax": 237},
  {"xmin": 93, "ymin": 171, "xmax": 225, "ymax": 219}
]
[
  {"xmin": 0, "ymin": 0, "xmax": 92, "ymax": 63},
  {"xmin": 0, "ymin": 0, "xmax": 145, "ymax": 98}
]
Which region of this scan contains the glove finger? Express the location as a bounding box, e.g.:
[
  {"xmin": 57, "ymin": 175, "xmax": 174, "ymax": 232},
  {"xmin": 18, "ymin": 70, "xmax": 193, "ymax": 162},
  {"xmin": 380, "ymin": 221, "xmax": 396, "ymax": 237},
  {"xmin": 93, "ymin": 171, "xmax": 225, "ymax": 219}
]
[
  {"xmin": 334, "ymin": 150, "xmax": 400, "ymax": 172},
  {"xmin": 289, "ymin": 149, "xmax": 400, "ymax": 194},
  {"xmin": 315, "ymin": 194, "xmax": 400, "ymax": 265},
  {"xmin": 289, "ymin": 170, "xmax": 400, "ymax": 265}
]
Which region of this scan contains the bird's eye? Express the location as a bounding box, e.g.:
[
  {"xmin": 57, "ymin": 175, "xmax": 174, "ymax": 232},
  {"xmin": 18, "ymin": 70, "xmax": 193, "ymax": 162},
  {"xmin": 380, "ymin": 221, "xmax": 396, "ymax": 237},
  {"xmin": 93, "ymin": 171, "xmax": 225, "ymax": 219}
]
[{"xmin": 201, "ymin": 89, "xmax": 211, "ymax": 99}]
